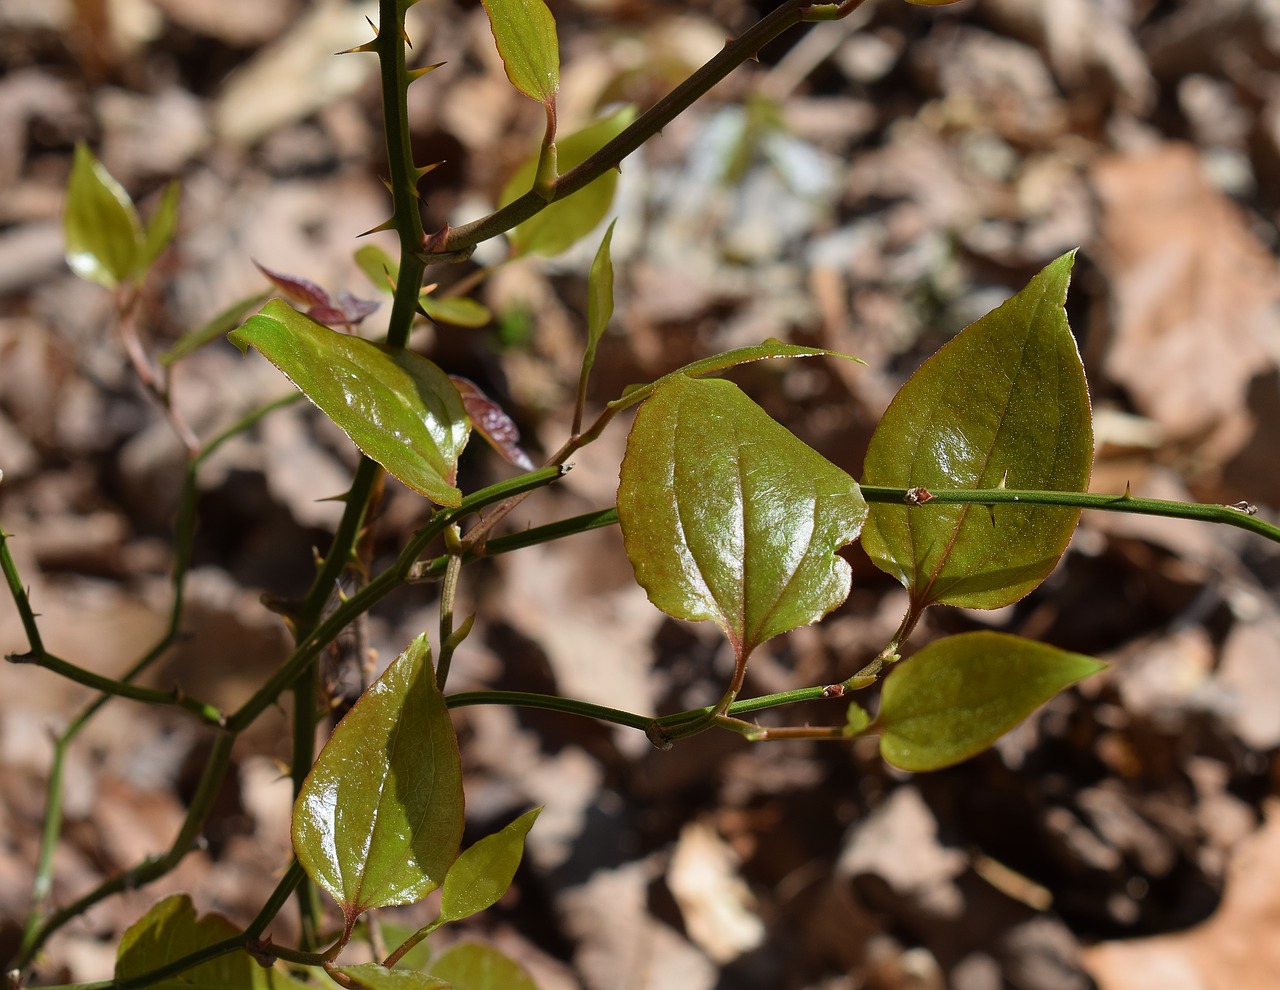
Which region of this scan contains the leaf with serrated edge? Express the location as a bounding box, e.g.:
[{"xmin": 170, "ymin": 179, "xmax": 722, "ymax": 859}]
[
  {"xmin": 501, "ymin": 107, "xmax": 636, "ymax": 257},
  {"xmin": 292, "ymin": 635, "xmax": 464, "ymax": 930},
  {"xmin": 116, "ymin": 894, "xmax": 310, "ymax": 989},
  {"xmin": 481, "ymin": 0, "xmax": 559, "ymax": 105},
  {"xmin": 230, "ymin": 300, "xmax": 468, "ymax": 505},
  {"xmin": 64, "ymin": 143, "xmax": 143, "ymax": 288},
  {"xmin": 861, "ymin": 252, "xmax": 1093, "ymax": 609},
  {"xmin": 429, "ymin": 943, "xmax": 540, "ymax": 990},
  {"xmin": 618, "ymin": 376, "xmax": 866, "ymax": 657},
  {"xmin": 441, "ymin": 808, "xmax": 541, "ymax": 923},
  {"xmin": 334, "ymin": 964, "xmax": 449, "ymax": 990},
  {"xmin": 876, "ymin": 631, "xmax": 1104, "ymax": 771}
]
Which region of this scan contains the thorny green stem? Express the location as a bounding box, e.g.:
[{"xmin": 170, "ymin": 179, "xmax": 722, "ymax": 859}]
[
  {"xmin": 12, "ymin": 394, "xmax": 301, "ymax": 968},
  {"xmin": 859, "ymin": 485, "xmax": 1280, "ymax": 544},
  {"xmin": 425, "ymin": 0, "xmax": 869, "ymax": 260},
  {"xmin": 225, "ymin": 466, "xmax": 565, "ymax": 734},
  {"xmin": 271, "ymin": 0, "xmax": 431, "ymax": 934},
  {"xmin": 377, "ymin": 0, "xmax": 428, "ymax": 349}
]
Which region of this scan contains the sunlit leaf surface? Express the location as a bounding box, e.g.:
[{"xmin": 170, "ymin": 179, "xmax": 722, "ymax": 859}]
[
  {"xmin": 861, "ymin": 252, "xmax": 1093, "ymax": 609},
  {"xmin": 230, "ymin": 300, "xmax": 468, "ymax": 505},
  {"xmin": 292, "ymin": 635, "xmax": 464, "ymax": 926},
  {"xmin": 618, "ymin": 375, "xmax": 866, "ymax": 657}
]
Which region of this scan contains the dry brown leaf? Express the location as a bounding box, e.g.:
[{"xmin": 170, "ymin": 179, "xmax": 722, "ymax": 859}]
[
  {"xmin": 1091, "ymin": 144, "xmax": 1279, "ymax": 451},
  {"xmin": 667, "ymin": 820, "xmax": 765, "ymax": 964},
  {"xmin": 1082, "ymin": 799, "xmax": 1280, "ymax": 990}
]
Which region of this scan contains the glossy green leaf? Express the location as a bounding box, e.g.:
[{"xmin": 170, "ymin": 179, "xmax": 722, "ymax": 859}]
[
  {"xmin": 876, "ymin": 631, "xmax": 1105, "ymax": 771},
  {"xmin": 612, "ymin": 339, "xmax": 861, "ymax": 413},
  {"xmin": 292, "ymin": 634, "xmax": 464, "ymax": 927},
  {"xmin": 578, "ymin": 219, "xmax": 615, "ymax": 395},
  {"xmin": 618, "ymin": 375, "xmax": 866, "ymax": 657},
  {"xmin": 356, "ymin": 244, "xmax": 399, "ymax": 293},
  {"xmin": 861, "ymin": 252, "xmax": 1093, "ymax": 609},
  {"xmin": 421, "ymin": 294, "xmax": 492, "ymax": 328},
  {"xmin": 159, "ymin": 289, "xmax": 270, "ymax": 366},
  {"xmin": 481, "ymin": 0, "xmax": 559, "ymax": 105},
  {"xmin": 429, "ymin": 943, "xmax": 540, "ymax": 990},
  {"xmin": 230, "ymin": 300, "xmax": 468, "ymax": 506},
  {"xmin": 64, "ymin": 143, "xmax": 143, "ymax": 288},
  {"xmin": 501, "ymin": 106, "xmax": 636, "ymax": 257},
  {"xmin": 441, "ymin": 807, "xmax": 541, "ymax": 923},
  {"xmin": 140, "ymin": 179, "xmax": 181, "ymax": 272},
  {"xmin": 334, "ymin": 964, "xmax": 449, "ymax": 990},
  {"xmin": 115, "ymin": 894, "xmax": 309, "ymax": 989}
]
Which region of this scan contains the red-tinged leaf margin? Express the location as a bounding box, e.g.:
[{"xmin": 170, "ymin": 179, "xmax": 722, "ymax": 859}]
[
  {"xmin": 480, "ymin": 0, "xmax": 559, "ymax": 107},
  {"xmin": 618, "ymin": 375, "xmax": 867, "ymax": 662}
]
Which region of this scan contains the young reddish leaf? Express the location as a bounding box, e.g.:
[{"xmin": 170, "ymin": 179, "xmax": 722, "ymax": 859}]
[
  {"xmin": 333, "ymin": 964, "xmax": 449, "ymax": 990},
  {"xmin": 500, "ymin": 106, "xmax": 636, "ymax": 257},
  {"xmin": 861, "ymin": 252, "xmax": 1093, "ymax": 610},
  {"xmin": 449, "ymin": 376, "xmax": 535, "ymax": 471},
  {"xmin": 440, "ymin": 807, "xmax": 541, "ymax": 923},
  {"xmin": 116, "ymin": 894, "xmax": 310, "ymax": 989},
  {"xmin": 255, "ymin": 262, "xmax": 380, "ymax": 329},
  {"xmin": 618, "ymin": 375, "xmax": 866, "ymax": 658},
  {"xmin": 230, "ymin": 299, "xmax": 468, "ymax": 506},
  {"xmin": 480, "ymin": 0, "xmax": 559, "ymax": 106},
  {"xmin": 64, "ymin": 143, "xmax": 143, "ymax": 288},
  {"xmin": 429, "ymin": 943, "xmax": 540, "ymax": 990},
  {"xmin": 255, "ymin": 261, "xmax": 336, "ymax": 310},
  {"xmin": 875, "ymin": 632, "xmax": 1105, "ymax": 771},
  {"xmin": 293, "ymin": 635, "xmax": 464, "ymax": 931},
  {"xmin": 421, "ymin": 294, "xmax": 492, "ymax": 328}
]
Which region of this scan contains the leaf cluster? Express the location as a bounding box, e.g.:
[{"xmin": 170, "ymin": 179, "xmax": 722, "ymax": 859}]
[{"xmin": 10, "ymin": 0, "xmax": 1278, "ymax": 988}]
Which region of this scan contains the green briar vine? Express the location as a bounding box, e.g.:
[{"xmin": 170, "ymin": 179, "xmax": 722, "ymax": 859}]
[{"xmin": 4, "ymin": 0, "xmax": 1279, "ymax": 987}]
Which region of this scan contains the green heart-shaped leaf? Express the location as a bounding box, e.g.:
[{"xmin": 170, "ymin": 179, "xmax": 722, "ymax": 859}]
[
  {"xmin": 481, "ymin": 0, "xmax": 559, "ymax": 106},
  {"xmin": 618, "ymin": 375, "xmax": 866, "ymax": 657},
  {"xmin": 230, "ymin": 300, "xmax": 468, "ymax": 505},
  {"xmin": 876, "ymin": 631, "xmax": 1104, "ymax": 771},
  {"xmin": 292, "ymin": 635, "xmax": 464, "ymax": 928},
  {"xmin": 501, "ymin": 106, "xmax": 636, "ymax": 257},
  {"xmin": 861, "ymin": 252, "xmax": 1093, "ymax": 609}
]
